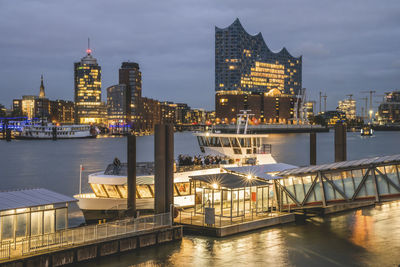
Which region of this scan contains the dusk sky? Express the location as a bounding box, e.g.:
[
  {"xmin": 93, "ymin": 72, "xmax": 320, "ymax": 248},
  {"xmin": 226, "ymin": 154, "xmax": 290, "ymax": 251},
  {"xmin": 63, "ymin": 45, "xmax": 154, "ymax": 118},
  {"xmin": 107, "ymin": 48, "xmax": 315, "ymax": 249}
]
[{"xmin": 1, "ymin": 0, "xmax": 399, "ymax": 112}]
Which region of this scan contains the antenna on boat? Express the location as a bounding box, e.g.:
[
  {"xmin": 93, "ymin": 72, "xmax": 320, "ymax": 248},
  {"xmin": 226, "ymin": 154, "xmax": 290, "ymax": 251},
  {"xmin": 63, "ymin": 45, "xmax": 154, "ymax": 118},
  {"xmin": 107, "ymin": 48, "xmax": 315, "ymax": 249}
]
[{"xmin": 237, "ymin": 110, "xmax": 254, "ymax": 134}]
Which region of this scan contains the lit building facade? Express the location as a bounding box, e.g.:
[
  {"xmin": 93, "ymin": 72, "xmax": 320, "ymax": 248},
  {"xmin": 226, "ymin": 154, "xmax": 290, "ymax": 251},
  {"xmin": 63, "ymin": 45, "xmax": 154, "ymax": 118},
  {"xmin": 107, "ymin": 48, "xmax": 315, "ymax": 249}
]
[
  {"xmin": 215, "ymin": 19, "xmax": 302, "ymax": 123},
  {"xmin": 215, "ymin": 19, "xmax": 302, "ymax": 95},
  {"xmin": 338, "ymin": 98, "xmax": 356, "ymax": 120},
  {"xmin": 378, "ymin": 91, "xmax": 400, "ymax": 124},
  {"xmin": 50, "ymin": 100, "xmax": 75, "ymax": 124},
  {"xmin": 74, "ymin": 47, "xmax": 103, "ymax": 124},
  {"xmin": 106, "ymin": 84, "xmax": 127, "ymax": 127},
  {"xmin": 21, "ymin": 95, "xmax": 37, "ymax": 120},
  {"xmin": 119, "ymin": 62, "xmax": 142, "ymax": 128},
  {"xmin": 305, "ymin": 101, "xmax": 315, "ymax": 119}
]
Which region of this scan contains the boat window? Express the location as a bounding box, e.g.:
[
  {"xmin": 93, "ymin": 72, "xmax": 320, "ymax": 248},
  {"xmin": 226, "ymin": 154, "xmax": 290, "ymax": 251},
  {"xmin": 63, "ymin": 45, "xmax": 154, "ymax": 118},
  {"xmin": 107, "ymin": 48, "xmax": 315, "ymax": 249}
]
[
  {"xmin": 239, "ymin": 138, "xmax": 245, "ymax": 147},
  {"xmin": 221, "ymin": 137, "xmax": 231, "ymax": 147},
  {"xmin": 209, "ymin": 137, "xmax": 221, "ymax": 147},
  {"xmin": 233, "ymin": 148, "xmax": 242, "ymax": 154},
  {"xmin": 103, "ymin": 185, "xmax": 121, "ymax": 198},
  {"xmin": 230, "ymin": 138, "xmax": 239, "ymax": 147},
  {"xmin": 245, "ymin": 138, "xmax": 251, "ymax": 147},
  {"xmin": 197, "ymin": 136, "xmax": 206, "ymax": 147},
  {"xmin": 246, "ymin": 149, "xmax": 252, "ymax": 154},
  {"xmin": 176, "ymin": 182, "xmax": 191, "ymax": 196},
  {"xmin": 148, "ymin": 185, "xmax": 155, "ymax": 197},
  {"xmin": 174, "ymin": 185, "xmax": 179, "ymax": 196},
  {"xmin": 137, "ymin": 185, "xmax": 153, "ymax": 198},
  {"xmin": 117, "ymin": 185, "xmax": 128, "ymax": 198},
  {"xmin": 90, "ymin": 183, "xmax": 108, "ymax": 198}
]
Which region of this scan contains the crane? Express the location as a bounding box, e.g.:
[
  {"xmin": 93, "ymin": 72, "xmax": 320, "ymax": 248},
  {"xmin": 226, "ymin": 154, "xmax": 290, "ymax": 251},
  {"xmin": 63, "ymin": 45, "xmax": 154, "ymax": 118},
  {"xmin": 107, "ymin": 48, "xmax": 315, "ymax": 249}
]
[
  {"xmin": 360, "ymin": 90, "xmax": 376, "ymax": 118},
  {"xmin": 323, "ymin": 94, "xmax": 327, "ymax": 113},
  {"xmin": 359, "ymin": 97, "xmax": 368, "ymax": 120}
]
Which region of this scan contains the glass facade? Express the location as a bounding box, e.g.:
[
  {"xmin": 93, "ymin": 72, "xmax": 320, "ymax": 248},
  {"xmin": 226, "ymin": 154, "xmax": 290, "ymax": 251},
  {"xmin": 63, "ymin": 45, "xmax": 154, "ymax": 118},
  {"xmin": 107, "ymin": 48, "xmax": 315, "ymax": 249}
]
[
  {"xmin": 0, "ymin": 205, "xmax": 68, "ymax": 242},
  {"xmin": 215, "ymin": 19, "xmax": 302, "ymax": 96}
]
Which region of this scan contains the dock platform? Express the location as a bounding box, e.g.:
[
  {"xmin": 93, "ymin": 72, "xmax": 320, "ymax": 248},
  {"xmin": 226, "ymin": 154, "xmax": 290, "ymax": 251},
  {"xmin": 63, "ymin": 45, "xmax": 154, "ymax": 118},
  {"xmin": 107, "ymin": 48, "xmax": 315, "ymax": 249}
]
[{"xmin": 176, "ymin": 211, "xmax": 295, "ymax": 237}]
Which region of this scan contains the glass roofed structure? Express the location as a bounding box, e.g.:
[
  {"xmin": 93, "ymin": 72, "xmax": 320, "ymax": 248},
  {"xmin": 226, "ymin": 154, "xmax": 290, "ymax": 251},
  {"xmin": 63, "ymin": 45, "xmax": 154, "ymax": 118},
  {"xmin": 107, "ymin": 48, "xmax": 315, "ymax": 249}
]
[{"xmin": 274, "ymin": 154, "xmax": 400, "ymax": 210}]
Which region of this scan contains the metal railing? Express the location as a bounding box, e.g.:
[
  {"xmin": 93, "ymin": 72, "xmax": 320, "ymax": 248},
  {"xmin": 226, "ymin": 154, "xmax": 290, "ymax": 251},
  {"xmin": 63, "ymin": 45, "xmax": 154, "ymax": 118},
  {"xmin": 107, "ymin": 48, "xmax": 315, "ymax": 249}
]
[
  {"xmin": 0, "ymin": 213, "xmax": 171, "ymax": 259},
  {"xmin": 0, "ymin": 241, "xmax": 10, "ymax": 260}
]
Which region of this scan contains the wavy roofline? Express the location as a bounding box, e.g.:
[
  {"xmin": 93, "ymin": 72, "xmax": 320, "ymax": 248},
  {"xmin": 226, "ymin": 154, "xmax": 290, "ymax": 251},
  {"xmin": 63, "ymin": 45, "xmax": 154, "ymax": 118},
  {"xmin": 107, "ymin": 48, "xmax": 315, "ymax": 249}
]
[{"xmin": 216, "ymin": 18, "xmax": 301, "ymax": 59}]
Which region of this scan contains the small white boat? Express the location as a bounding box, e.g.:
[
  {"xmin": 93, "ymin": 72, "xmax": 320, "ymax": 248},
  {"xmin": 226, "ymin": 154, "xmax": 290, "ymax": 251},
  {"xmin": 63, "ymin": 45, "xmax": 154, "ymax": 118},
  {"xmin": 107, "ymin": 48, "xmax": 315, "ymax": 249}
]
[{"xmin": 16, "ymin": 122, "xmax": 97, "ymax": 139}]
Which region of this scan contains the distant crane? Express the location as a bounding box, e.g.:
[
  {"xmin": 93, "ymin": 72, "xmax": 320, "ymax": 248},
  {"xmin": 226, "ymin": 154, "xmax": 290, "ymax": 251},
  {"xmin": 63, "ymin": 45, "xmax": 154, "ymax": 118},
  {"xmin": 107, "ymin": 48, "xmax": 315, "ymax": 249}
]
[
  {"xmin": 361, "ymin": 90, "xmax": 376, "ymax": 119},
  {"xmin": 359, "ymin": 97, "xmax": 368, "ymax": 120},
  {"xmin": 323, "ymin": 94, "xmax": 327, "ymax": 113},
  {"xmin": 319, "ymin": 91, "xmax": 322, "ymax": 114}
]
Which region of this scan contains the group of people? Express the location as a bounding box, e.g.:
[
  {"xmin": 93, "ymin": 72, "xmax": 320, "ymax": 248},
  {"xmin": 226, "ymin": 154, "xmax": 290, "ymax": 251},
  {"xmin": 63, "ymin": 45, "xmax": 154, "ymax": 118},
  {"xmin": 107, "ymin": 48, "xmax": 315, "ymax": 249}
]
[{"xmin": 177, "ymin": 154, "xmax": 229, "ymax": 166}]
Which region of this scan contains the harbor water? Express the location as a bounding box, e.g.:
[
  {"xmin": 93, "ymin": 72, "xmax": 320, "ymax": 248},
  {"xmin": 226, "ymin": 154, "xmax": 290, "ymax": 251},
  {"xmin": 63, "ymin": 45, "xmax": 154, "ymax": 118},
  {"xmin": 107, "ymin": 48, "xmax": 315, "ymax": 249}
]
[{"xmin": 1, "ymin": 131, "xmax": 400, "ymax": 266}]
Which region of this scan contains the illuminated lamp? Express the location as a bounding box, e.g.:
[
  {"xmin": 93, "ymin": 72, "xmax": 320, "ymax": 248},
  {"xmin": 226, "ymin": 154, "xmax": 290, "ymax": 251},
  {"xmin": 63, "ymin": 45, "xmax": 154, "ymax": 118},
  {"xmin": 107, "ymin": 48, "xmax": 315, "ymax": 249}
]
[{"xmin": 212, "ymin": 183, "xmax": 218, "ymax": 189}]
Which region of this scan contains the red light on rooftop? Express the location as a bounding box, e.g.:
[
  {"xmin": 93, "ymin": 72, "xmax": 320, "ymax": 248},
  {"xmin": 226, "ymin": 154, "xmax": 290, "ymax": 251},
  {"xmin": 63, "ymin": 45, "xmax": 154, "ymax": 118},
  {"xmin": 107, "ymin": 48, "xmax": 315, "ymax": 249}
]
[{"xmin": 86, "ymin": 48, "xmax": 92, "ymax": 54}]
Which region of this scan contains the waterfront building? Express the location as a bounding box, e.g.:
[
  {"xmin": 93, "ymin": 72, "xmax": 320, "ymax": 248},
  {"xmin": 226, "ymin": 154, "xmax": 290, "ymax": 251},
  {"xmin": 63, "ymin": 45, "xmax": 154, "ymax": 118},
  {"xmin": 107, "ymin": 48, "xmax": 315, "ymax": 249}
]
[
  {"xmin": 215, "ymin": 19, "xmax": 302, "ymax": 123},
  {"xmin": 160, "ymin": 101, "xmax": 176, "ymax": 125},
  {"xmin": 305, "ymin": 101, "xmax": 315, "ymax": 119},
  {"xmin": 338, "ymin": 98, "xmax": 356, "ymax": 120},
  {"xmin": 321, "ymin": 110, "xmax": 346, "ymax": 125},
  {"xmin": 106, "ymin": 84, "xmax": 127, "ymax": 129},
  {"xmin": 74, "ymin": 45, "xmax": 103, "ymax": 124},
  {"xmin": 140, "ymin": 97, "xmax": 161, "ymax": 134},
  {"xmin": 21, "ymin": 95, "xmax": 37, "ymax": 120},
  {"xmin": 0, "ymin": 104, "xmax": 6, "ymax": 117},
  {"xmin": 119, "ymin": 62, "xmax": 142, "ymax": 128},
  {"xmin": 378, "ymin": 91, "xmax": 400, "ymax": 124},
  {"xmin": 50, "ymin": 100, "xmax": 75, "ymax": 124},
  {"xmin": 216, "ymin": 93, "xmax": 295, "ymax": 124},
  {"xmin": 175, "ymin": 103, "xmax": 191, "ymax": 125},
  {"xmin": 12, "ymin": 99, "xmax": 22, "ymax": 117},
  {"xmin": 0, "ymin": 188, "xmax": 75, "ymax": 245}
]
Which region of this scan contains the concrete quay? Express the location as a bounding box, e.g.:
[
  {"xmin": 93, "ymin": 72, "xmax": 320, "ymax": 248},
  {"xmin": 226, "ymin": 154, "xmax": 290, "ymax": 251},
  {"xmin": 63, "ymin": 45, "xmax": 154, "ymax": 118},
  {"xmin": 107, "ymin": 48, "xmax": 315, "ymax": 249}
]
[{"xmin": 0, "ymin": 226, "xmax": 182, "ymax": 267}]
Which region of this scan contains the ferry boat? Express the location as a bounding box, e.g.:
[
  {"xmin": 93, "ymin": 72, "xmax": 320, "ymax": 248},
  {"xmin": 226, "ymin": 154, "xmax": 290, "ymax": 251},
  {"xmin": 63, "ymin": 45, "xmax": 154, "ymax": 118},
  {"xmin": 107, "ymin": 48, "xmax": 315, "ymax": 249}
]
[
  {"xmin": 360, "ymin": 124, "xmax": 373, "ymax": 137},
  {"xmin": 16, "ymin": 123, "xmax": 98, "ymax": 139},
  {"xmin": 74, "ymin": 111, "xmax": 278, "ymax": 223}
]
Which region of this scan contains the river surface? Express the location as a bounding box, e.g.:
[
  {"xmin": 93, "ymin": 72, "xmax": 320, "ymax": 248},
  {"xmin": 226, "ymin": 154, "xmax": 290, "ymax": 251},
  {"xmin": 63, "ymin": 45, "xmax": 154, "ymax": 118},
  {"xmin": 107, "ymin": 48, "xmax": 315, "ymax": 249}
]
[{"xmin": 1, "ymin": 131, "xmax": 400, "ymax": 266}]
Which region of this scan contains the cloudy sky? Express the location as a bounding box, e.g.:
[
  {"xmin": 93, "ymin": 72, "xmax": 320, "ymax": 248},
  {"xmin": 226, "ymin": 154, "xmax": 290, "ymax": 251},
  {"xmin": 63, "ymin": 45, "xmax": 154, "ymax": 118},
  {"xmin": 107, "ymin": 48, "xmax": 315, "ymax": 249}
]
[{"xmin": 1, "ymin": 0, "xmax": 399, "ymax": 112}]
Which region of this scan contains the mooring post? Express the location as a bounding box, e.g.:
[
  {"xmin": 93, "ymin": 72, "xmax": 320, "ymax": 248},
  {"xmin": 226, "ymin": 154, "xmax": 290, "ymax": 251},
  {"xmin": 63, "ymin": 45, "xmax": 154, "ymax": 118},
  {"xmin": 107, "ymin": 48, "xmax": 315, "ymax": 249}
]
[
  {"xmin": 310, "ymin": 131, "xmax": 316, "ymax": 165},
  {"xmin": 334, "ymin": 122, "xmax": 347, "ymax": 162},
  {"xmin": 154, "ymin": 124, "xmax": 174, "ymax": 214},
  {"xmin": 127, "ymin": 135, "xmax": 136, "ymax": 217}
]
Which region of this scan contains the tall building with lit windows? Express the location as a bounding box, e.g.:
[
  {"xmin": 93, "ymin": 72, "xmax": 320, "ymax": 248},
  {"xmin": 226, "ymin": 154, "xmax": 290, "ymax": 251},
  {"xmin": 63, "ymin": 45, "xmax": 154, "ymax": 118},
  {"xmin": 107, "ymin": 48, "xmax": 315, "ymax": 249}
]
[
  {"xmin": 119, "ymin": 62, "xmax": 142, "ymax": 128},
  {"xmin": 215, "ymin": 19, "xmax": 302, "ymax": 123},
  {"xmin": 74, "ymin": 45, "xmax": 104, "ymax": 124}
]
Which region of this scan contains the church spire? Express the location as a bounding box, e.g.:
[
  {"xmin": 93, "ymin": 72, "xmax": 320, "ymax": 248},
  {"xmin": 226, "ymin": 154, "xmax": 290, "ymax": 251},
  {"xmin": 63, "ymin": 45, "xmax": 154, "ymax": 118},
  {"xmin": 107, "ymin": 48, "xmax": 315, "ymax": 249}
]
[{"xmin": 39, "ymin": 74, "xmax": 45, "ymax": 98}]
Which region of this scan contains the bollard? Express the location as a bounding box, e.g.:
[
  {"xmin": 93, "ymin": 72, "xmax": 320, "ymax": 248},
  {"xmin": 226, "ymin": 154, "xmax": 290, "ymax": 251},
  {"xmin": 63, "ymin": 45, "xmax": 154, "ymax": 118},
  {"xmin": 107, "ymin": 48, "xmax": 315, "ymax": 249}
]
[
  {"xmin": 310, "ymin": 132, "xmax": 316, "ymax": 165},
  {"xmin": 154, "ymin": 124, "xmax": 174, "ymax": 214},
  {"xmin": 127, "ymin": 135, "xmax": 136, "ymax": 217},
  {"xmin": 334, "ymin": 123, "xmax": 347, "ymax": 162},
  {"xmin": 5, "ymin": 128, "xmax": 11, "ymax": 142},
  {"xmin": 52, "ymin": 127, "xmax": 57, "ymax": 141}
]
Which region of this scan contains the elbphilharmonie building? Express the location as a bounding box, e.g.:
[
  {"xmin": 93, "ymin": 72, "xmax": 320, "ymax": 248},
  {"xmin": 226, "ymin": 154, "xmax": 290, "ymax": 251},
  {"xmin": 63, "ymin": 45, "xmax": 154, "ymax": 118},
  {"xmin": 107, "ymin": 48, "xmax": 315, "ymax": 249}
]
[{"xmin": 215, "ymin": 18, "xmax": 302, "ymax": 96}]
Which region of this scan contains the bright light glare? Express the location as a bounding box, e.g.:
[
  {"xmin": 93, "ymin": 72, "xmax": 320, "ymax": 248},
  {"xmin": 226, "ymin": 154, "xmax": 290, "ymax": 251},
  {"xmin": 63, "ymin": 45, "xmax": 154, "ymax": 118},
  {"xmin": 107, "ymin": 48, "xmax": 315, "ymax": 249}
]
[
  {"xmin": 247, "ymin": 174, "xmax": 253, "ymax": 180},
  {"xmin": 212, "ymin": 183, "xmax": 218, "ymax": 189}
]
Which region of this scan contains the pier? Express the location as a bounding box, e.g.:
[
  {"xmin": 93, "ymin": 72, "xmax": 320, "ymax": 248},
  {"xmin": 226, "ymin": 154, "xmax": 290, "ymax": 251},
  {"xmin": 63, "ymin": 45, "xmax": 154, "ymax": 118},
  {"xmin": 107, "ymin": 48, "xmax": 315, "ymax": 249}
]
[{"xmin": 0, "ymin": 212, "xmax": 181, "ymax": 266}]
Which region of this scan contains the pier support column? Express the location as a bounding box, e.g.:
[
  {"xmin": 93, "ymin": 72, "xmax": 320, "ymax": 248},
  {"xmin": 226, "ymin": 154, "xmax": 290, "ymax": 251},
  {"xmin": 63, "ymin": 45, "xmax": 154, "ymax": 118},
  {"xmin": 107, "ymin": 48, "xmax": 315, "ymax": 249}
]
[
  {"xmin": 310, "ymin": 132, "xmax": 316, "ymax": 165},
  {"xmin": 334, "ymin": 123, "xmax": 346, "ymax": 162},
  {"xmin": 127, "ymin": 135, "xmax": 136, "ymax": 217},
  {"xmin": 154, "ymin": 124, "xmax": 174, "ymax": 214}
]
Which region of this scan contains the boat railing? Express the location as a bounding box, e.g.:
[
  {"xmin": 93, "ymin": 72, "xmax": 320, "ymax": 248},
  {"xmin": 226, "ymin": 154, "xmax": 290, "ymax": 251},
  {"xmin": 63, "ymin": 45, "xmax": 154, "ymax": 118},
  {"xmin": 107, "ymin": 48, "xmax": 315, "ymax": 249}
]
[
  {"xmin": 175, "ymin": 164, "xmax": 221, "ymax": 173},
  {"xmin": 256, "ymin": 144, "xmax": 272, "ymax": 154}
]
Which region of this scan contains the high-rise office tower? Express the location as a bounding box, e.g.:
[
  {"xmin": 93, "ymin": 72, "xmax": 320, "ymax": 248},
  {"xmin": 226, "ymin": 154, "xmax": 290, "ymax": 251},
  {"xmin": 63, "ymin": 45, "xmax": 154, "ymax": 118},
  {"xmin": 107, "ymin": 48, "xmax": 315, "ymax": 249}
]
[
  {"xmin": 119, "ymin": 62, "xmax": 142, "ymax": 128},
  {"xmin": 74, "ymin": 42, "xmax": 103, "ymax": 124},
  {"xmin": 215, "ymin": 19, "xmax": 302, "ymax": 95}
]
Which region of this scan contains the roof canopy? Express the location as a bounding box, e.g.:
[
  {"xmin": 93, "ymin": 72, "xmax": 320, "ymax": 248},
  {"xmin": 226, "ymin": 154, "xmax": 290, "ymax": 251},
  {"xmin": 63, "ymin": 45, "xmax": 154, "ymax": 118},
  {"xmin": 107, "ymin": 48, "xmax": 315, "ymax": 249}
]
[
  {"xmin": 225, "ymin": 163, "xmax": 298, "ymax": 180},
  {"xmin": 190, "ymin": 173, "xmax": 269, "ymax": 189},
  {"xmin": 0, "ymin": 188, "xmax": 77, "ymax": 212},
  {"xmin": 278, "ymin": 154, "xmax": 400, "ymax": 176}
]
